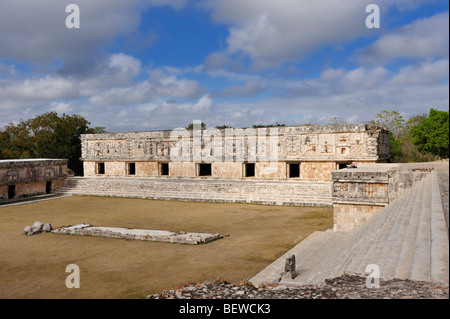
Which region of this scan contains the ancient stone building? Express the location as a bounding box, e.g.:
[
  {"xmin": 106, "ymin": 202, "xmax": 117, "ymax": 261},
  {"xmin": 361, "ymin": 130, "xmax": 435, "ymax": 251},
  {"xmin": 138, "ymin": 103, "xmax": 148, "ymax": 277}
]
[
  {"xmin": 80, "ymin": 124, "xmax": 389, "ymax": 181},
  {"xmin": 332, "ymin": 163, "xmax": 432, "ymax": 230},
  {"xmin": 0, "ymin": 159, "xmax": 67, "ymax": 202}
]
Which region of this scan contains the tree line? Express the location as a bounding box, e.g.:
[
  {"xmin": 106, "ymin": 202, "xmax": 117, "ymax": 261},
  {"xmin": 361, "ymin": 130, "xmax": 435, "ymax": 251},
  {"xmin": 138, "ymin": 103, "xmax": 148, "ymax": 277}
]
[
  {"xmin": 369, "ymin": 109, "xmax": 449, "ymax": 162},
  {"xmin": 0, "ymin": 109, "xmax": 448, "ymax": 175},
  {"xmin": 0, "ymin": 112, "xmax": 105, "ymax": 176}
]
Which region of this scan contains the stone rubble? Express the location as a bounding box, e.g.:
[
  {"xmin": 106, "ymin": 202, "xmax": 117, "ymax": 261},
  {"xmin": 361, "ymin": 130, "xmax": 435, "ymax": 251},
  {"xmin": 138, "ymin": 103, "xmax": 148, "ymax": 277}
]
[
  {"xmin": 24, "ymin": 221, "xmax": 53, "ymax": 235},
  {"xmin": 147, "ymin": 274, "xmax": 449, "ymax": 299}
]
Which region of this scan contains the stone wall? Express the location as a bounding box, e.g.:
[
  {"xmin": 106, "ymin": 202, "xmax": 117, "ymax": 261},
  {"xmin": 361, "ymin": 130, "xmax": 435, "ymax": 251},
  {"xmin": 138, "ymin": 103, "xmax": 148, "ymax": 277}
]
[
  {"xmin": 300, "ymin": 162, "xmax": 337, "ymax": 180},
  {"xmin": 0, "ymin": 159, "xmax": 67, "ymax": 201},
  {"xmin": 80, "ymin": 124, "xmax": 389, "ymax": 180},
  {"xmin": 64, "ymin": 177, "xmax": 333, "ymax": 207},
  {"xmin": 69, "ymin": 125, "xmax": 390, "ymax": 210},
  {"xmin": 332, "ymin": 163, "xmax": 433, "ymax": 230}
]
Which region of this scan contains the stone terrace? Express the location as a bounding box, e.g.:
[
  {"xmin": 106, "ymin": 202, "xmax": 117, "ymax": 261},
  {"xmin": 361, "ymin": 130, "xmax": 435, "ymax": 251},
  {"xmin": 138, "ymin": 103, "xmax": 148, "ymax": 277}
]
[
  {"xmin": 251, "ymin": 163, "xmax": 449, "ymax": 287},
  {"xmin": 59, "ymin": 177, "xmax": 333, "ymax": 206}
]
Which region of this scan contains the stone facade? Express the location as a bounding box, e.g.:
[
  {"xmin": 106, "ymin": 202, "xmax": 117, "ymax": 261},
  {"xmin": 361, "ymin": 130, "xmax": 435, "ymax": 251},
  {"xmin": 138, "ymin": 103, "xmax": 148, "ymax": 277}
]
[
  {"xmin": 69, "ymin": 124, "xmax": 389, "ymax": 208},
  {"xmin": 80, "ymin": 124, "xmax": 389, "ymax": 180},
  {"xmin": 332, "ymin": 163, "xmax": 433, "ymax": 230},
  {"xmin": 0, "ymin": 159, "xmax": 67, "ymax": 202}
]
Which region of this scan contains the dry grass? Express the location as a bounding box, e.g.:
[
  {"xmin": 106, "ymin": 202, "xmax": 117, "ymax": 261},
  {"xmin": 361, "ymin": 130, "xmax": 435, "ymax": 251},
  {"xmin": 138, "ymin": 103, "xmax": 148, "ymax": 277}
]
[{"xmin": 0, "ymin": 196, "xmax": 332, "ymax": 299}]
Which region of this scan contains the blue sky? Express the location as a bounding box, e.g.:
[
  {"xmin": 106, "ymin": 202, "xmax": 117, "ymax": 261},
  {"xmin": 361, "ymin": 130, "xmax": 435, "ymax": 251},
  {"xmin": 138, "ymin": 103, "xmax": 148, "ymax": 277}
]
[{"xmin": 0, "ymin": 0, "xmax": 448, "ymax": 132}]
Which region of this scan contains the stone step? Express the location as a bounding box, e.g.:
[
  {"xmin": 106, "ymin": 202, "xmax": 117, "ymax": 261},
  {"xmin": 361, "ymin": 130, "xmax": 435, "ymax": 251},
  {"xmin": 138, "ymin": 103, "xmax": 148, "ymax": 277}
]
[
  {"xmin": 360, "ymin": 175, "xmax": 429, "ymax": 280},
  {"xmin": 430, "ymin": 170, "xmax": 449, "ymax": 284},
  {"xmin": 58, "ymin": 187, "xmax": 331, "ymax": 205},
  {"xmin": 315, "ymin": 188, "xmax": 411, "ymax": 283},
  {"xmin": 281, "ymin": 230, "xmax": 350, "ymax": 285},
  {"xmin": 299, "ymin": 176, "xmax": 425, "ymax": 285},
  {"xmin": 376, "ymin": 180, "xmax": 423, "ymax": 279},
  {"xmin": 410, "ymin": 174, "xmax": 432, "ymax": 282},
  {"xmin": 342, "ymin": 182, "xmax": 415, "ymax": 276},
  {"xmin": 250, "ymin": 169, "xmax": 449, "ymax": 286},
  {"xmin": 249, "ymin": 230, "xmax": 326, "ymax": 287},
  {"xmin": 394, "ymin": 174, "xmax": 430, "ymax": 280},
  {"xmin": 310, "ymin": 198, "xmax": 403, "ymax": 282},
  {"xmin": 65, "ymin": 189, "xmax": 328, "ymax": 197},
  {"xmin": 357, "ymin": 179, "xmax": 423, "ymax": 273}
]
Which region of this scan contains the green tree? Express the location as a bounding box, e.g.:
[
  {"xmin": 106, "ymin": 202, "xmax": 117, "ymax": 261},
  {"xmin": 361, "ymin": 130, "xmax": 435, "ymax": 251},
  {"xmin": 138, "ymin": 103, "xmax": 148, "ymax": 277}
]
[
  {"xmin": 370, "ymin": 110, "xmax": 405, "ymax": 139},
  {"xmin": 252, "ymin": 122, "xmax": 285, "ymax": 128},
  {"xmin": 0, "ymin": 112, "xmax": 102, "ymax": 175},
  {"xmin": 388, "ymin": 131, "xmax": 403, "ymax": 163},
  {"xmin": 185, "ymin": 122, "xmax": 207, "ymax": 130},
  {"xmin": 409, "ymin": 108, "xmax": 449, "ymax": 159},
  {"xmin": 397, "ymin": 112, "xmax": 432, "ymax": 162},
  {"xmin": 215, "ymin": 124, "xmax": 234, "ymax": 129},
  {"xmin": 370, "ymin": 110, "xmax": 406, "ymax": 162},
  {"xmin": 89, "ymin": 126, "xmax": 107, "ymax": 134}
]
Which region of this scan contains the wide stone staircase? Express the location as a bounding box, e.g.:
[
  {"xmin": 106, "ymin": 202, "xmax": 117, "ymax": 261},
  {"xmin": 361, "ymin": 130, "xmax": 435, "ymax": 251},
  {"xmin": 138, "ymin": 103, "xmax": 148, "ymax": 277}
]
[
  {"xmin": 58, "ymin": 177, "xmax": 333, "ymax": 206},
  {"xmin": 251, "ymin": 170, "xmax": 449, "ymax": 286}
]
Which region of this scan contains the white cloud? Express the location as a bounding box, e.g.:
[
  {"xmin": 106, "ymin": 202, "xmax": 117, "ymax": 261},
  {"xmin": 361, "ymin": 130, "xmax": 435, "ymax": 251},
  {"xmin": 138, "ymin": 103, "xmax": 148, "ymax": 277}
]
[
  {"xmin": 390, "ymin": 59, "xmax": 449, "ymax": 85},
  {"xmin": 87, "ymin": 69, "xmax": 203, "ymax": 106},
  {"xmin": 191, "ymin": 94, "xmax": 213, "ymax": 112},
  {"xmin": 323, "ymin": 66, "xmax": 390, "ymax": 92},
  {"xmin": 213, "ymin": 80, "xmax": 266, "ymax": 98},
  {"xmin": 200, "ymin": 59, "xmax": 448, "ymax": 129},
  {"xmin": 202, "ymin": 0, "xmax": 436, "ymax": 69},
  {"xmin": 108, "ymin": 53, "xmax": 142, "ymax": 79},
  {"xmin": 0, "ymin": 0, "xmax": 188, "ymax": 71},
  {"xmin": 202, "ymin": 0, "xmax": 373, "ymax": 67},
  {"xmin": 149, "ymin": 70, "xmax": 202, "ymax": 98},
  {"xmin": 0, "ymin": 0, "xmax": 447, "ymax": 132},
  {"xmin": 357, "ymin": 12, "xmax": 449, "ymax": 64},
  {"xmin": 0, "ymin": 51, "xmax": 205, "ymax": 124},
  {"xmin": 0, "ymin": 76, "xmax": 77, "ymax": 101},
  {"xmin": 50, "ymin": 101, "xmax": 74, "ymax": 114}
]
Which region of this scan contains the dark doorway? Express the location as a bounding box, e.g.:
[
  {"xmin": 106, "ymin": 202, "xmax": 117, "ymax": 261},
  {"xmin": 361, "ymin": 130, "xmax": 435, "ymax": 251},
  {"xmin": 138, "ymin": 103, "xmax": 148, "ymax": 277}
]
[
  {"xmin": 245, "ymin": 163, "xmax": 255, "ymax": 177},
  {"xmin": 198, "ymin": 164, "xmax": 212, "ymax": 176},
  {"xmin": 8, "ymin": 185, "xmax": 16, "ymax": 199},
  {"xmin": 289, "ymin": 164, "xmax": 300, "ymax": 178},
  {"xmin": 46, "ymin": 181, "xmax": 52, "ymax": 194},
  {"xmin": 338, "ymin": 163, "xmax": 351, "ymax": 169},
  {"xmin": 161, "ymin": 163, "xmax": 169, "ymax": 176},
  {"xmin": 97, "ymin": 163, "xmax": 105, "ymax": 175},
  {"xmin": 128, "ymin": 163, "xmax": 136, "ymax": 175}
]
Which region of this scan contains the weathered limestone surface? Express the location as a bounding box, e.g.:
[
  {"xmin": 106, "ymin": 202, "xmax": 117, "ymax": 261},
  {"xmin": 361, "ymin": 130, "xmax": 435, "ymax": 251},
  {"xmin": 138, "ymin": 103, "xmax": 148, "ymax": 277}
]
[
  {"xmin": 0, "ymin": 159, "xmax": 67, "ymax": 185},
  {"xmin": 251, "ymin": 166, "xmax": 449, "ymax": 287},
  {"xmin": 80, "ymin": 124, "xmax": 389, "ymax": 180},
  {"xmin": 0, "ymin": 159, "xmax": 67, "ymax": 201},
  {"xmin": 23, "ymin": 221, "xmax": 53, "ymax": 235},
  {"xmin": 52, "ymin": 224, "xmax": 222, "ymax": 244},
  {"xmin": 332, "ymin": 163, "xmax": 434, "ymax": 230},
  {"xmin": 61, "ymin": 177, "xmax": 333, "ymax": 206},
  {"xmin": 64, "ymin": 125, "xmax": 390, "ymax": 206}
]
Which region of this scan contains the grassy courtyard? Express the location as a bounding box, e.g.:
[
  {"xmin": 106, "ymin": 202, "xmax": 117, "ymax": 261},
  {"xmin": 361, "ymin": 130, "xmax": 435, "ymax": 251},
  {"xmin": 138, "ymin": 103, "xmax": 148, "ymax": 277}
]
[{"xmin": 0, "ymin": 196, "xmax": 332, "ymax": 299}]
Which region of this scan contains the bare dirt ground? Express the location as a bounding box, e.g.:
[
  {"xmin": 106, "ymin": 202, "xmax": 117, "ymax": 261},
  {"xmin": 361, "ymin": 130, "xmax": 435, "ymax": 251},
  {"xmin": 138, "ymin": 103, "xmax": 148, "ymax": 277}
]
[{"xmin": 0, "ymin": 196, "xmax": 332, "ymax": 299}]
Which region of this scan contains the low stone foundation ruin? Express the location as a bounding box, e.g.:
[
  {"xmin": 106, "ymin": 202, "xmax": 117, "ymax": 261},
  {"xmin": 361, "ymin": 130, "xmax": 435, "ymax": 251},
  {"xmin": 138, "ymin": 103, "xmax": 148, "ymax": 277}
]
[{"xmin": 52, "ymin": 224, "xmax": 222, "ymax": 244}]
